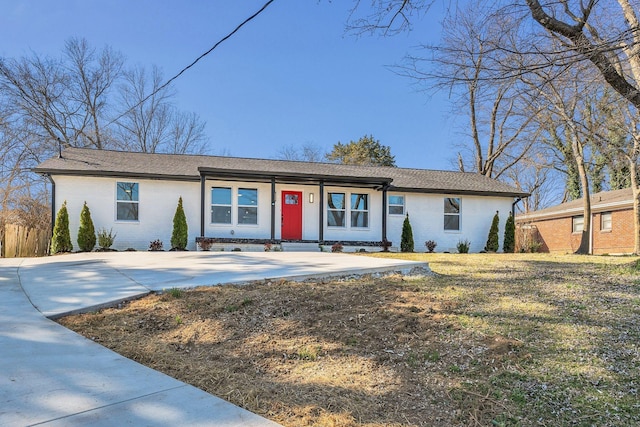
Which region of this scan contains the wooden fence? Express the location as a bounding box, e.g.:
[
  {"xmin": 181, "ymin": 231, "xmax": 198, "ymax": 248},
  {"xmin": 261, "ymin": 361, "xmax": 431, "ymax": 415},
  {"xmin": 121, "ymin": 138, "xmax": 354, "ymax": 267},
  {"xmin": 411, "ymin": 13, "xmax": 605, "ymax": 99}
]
[{"xmin": 1, "ymin": 224, "xmax": 50, "ymax": 258}]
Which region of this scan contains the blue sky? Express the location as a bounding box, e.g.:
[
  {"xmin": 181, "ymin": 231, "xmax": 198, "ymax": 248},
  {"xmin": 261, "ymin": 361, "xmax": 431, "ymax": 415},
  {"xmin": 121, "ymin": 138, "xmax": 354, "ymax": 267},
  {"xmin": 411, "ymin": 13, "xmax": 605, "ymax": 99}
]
[{"xmin": 2, "ymin": 1, "xmax": 460, "ymax": 170}]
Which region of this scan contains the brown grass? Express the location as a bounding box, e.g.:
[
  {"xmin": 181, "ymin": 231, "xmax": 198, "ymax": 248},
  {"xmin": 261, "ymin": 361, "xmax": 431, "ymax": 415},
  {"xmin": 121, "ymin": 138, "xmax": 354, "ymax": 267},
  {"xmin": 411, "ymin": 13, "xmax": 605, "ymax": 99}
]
[{"xmin": 59, "ymin": 253, "xmax": 640, "ymax": 426}]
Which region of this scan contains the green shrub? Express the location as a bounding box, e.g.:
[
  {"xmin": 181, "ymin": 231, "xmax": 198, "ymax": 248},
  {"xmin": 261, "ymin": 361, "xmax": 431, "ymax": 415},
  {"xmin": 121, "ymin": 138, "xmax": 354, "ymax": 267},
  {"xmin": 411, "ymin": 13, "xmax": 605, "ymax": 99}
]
[
  {"xmin": 51, "ymin": 201, "xmax": 72, "ymax": 254},
  {"xmin": 149, "ymin": 239, "xmax": 164, "ymax": 251},
  {"xmin": 401, "ymin": 213, "xmax": 414, "ymax": 252},
  {"xmin": 484, "ymin": 211, "xmax": 500, "ymax": 252},
  {"xmin": 425, "ymin": 240, "xmax": 437, "ymax": 253},
  {"xmin": 170, "ymin": 196, "xmax": 188, "ymax": 250},
  {"xmin": 503, "ymin": 212, "xmax": 515, "ymax": 253},
  {"xmin": 97, "ymin": 228, "xmax": 117, "ymax": 250},
  {"xmin": 77, "ymin": 202, "xmax": 96, "ymax": 252},
  {"xmin": 457, "ymin": 239, "xmax": 471, "ymax": 253}
]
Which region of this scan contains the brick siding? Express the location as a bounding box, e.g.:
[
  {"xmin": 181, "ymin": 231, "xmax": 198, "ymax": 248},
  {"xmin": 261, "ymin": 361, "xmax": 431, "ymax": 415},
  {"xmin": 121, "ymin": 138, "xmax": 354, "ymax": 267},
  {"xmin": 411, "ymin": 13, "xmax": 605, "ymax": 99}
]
[{"xmin": 518, "ymin": 208, "xmax": 635, "ymax": 254}]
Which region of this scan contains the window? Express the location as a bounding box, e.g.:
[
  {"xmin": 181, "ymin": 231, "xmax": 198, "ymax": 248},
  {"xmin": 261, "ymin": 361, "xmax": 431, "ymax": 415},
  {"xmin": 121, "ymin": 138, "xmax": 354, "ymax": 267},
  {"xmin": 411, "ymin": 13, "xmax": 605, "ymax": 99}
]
[
  {"xmin": 572, "ymin": 215, "xmax": 584, "ymax": 233},
  {"xmin": 237, "ymin": 188, "xmax": 258, "ymax": 225},
  {"xmin": 351, "ymin": 193, "xmax": 369, "ymax": 228},
  {"xmin": 211, "ymin": 187, "xmax": 232, "ymax": 224},
  {"xmin": 601, "ymin": 212, "xmax": 612, "ymax": 231},
  {"xmin": 116, "ymin": 182, "xmax": 139, "ymax": 221},
  {"xmin": 388, "ymin": 195, "xmax": 405, "ymax": 215},
  {"xmin": 327, "ymin": 192, "xmax": 346, "ymax": 227},
  {"xmin": 444, "ymin": 197, "xmax": 461, "ymax": 231}
]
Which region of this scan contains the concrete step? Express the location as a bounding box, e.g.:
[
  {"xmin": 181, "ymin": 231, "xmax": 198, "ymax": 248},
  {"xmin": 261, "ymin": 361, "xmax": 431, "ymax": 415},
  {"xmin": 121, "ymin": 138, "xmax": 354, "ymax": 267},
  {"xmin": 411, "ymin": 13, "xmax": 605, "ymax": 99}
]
[{"xmin": 280, "ymin": 242, "xmax": 321, "ymax": 252}]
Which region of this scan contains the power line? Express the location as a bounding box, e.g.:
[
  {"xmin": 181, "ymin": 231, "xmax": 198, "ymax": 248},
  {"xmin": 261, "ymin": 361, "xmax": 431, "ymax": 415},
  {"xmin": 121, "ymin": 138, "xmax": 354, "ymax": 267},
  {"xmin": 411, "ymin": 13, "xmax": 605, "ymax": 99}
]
[{"xmin": 106, "ymin": 0, "xmax": 275, "ymax": 128}]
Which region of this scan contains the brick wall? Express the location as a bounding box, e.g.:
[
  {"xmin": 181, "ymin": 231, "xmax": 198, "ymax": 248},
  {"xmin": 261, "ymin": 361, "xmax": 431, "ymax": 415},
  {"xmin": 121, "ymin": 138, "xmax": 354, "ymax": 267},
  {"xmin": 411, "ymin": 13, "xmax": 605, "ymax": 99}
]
[
  {"xmin": 592, "ymin": 209, "xmax": 635, "ymax": 254},
  {"xmin": 519, "ymin": 208, "xmax": 635, "ymax": 254}
]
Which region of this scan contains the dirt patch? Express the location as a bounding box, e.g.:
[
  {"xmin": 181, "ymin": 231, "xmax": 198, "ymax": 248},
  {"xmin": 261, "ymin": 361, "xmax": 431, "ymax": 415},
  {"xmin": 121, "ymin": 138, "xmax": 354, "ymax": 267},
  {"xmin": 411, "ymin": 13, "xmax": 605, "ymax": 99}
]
[{"xmin": 59, "ymin": 254, "xmax": 640, "ymax": 426}]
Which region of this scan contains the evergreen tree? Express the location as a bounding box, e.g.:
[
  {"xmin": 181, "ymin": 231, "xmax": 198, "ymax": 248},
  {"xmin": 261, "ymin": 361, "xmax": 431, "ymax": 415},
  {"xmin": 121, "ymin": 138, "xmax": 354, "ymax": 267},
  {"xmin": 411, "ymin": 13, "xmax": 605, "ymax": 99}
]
[
  {"xmin": 484, "ymin": 211, "xmax": 500, "ymax": 252},
  {"xmin": 401, "ymin": 213, "xmax": 414, "ymax": 253},
  {"xmin": 51, "ymin": 201, "xmax": 72, "ymax": 254},
  {"xmin": 77, "ymin": 201, "xmax": 96, "ymax": 252},
  {"xmin": 171, "ymin": 196, "xmax": 188, "ymax": 250},
  {"xmin": 503, "ymin": 212, "xmax": 515, "ymax": 253},
  {"xmin": 326, "ymin": 135, "xmax": 396, "ymax": 166}
]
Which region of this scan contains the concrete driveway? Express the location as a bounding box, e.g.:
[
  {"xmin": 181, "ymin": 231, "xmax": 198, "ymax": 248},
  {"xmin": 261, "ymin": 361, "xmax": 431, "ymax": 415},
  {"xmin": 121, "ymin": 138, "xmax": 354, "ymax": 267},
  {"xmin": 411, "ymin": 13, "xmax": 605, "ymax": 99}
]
[{"xmin": 1, "ymin": 251, "xmax": 427, "ymax": 426}]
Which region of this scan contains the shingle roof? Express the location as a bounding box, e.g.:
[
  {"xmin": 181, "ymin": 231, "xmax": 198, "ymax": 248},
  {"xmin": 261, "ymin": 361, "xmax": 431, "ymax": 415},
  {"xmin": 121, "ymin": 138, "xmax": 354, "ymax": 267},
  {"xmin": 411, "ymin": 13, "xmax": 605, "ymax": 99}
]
[
  {"xmin": 517, "ymin": 187, "xmax": 634, "ymax": 221},
  {"xmin": 34, "ymin": 148, "xmax": 528, "ymax": 197}
]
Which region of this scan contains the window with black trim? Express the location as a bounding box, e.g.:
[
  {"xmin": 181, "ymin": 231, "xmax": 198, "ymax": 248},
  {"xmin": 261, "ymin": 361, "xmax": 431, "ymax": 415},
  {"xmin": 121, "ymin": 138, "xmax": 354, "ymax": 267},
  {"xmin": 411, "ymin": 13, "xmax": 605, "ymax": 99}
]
[
  {"xmin": 116, "ymin": 182, "xmax": 139, "ymax": 221},
  {"xmin": 238, "ymin": 188, "xmax": 258, "ymax": 225},
  {"xmin": 351, "ymin": 193, "xmax": 369, "ymax": 227},
  {"xmin": 327, "ymin": 192, "xmax": 346, "ymax": 227},
  {"xmin": 388, "ymin": 195, "xmax": 405, "ymax": 215},
  {"xmin": 211, "ymin": 187, "xmax": 232, "ymax": 224},
  {"xmin": 444, "ymin": 197, "xmax": 460, "ymax": 231}
]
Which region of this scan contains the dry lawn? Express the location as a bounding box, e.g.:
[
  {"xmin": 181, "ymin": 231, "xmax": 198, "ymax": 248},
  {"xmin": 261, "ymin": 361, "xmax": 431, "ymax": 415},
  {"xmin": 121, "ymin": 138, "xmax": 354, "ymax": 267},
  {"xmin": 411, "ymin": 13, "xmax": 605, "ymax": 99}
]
[{"xmin": 59, "ymin": 253, "xmax": 640, "ymax": 426}]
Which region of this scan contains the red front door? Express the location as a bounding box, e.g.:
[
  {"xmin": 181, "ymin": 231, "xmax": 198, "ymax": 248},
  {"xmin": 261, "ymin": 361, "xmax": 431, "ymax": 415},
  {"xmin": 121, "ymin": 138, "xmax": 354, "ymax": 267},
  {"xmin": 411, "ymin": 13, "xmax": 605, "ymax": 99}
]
[{"xmin": 281, "ymin": 191, "xmax": 302, "ymax": 240}]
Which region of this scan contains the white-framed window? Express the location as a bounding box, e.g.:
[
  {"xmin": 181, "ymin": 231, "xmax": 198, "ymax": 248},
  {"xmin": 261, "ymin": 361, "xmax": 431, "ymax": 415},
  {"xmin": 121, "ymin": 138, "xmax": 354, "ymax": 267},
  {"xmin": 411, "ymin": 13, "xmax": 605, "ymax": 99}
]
[
  {"xmin": 388, "ymin": 195, "xmax": 405, "ymax": 215},
  {"xmin": 444, "ymin": 197, "xmax": 461, "ymax": 231},
  {"xmin": 351, "ymin": 193, "xmax": 369, "ymax": 228},
  {"xmin": 237, "ymin": 188, "xmax": 258, "ymax": 225},
  {"xmin": 327, "ymin": 192, "xmax": 346, "ymax": 227},
  {"xmin": 601, "ymin": 212, "xmax": 612, "ymax": 231},
  {"xmin": 572, "ymin": 215, "xmax": 584, "ymax": 233},
  {"xmin": 116, "ymin": 182, "xmax": 139, "ymax": 221},
  {"xmin": 211, "ymin": 187, "xmax": 232, "ymax": 224}
]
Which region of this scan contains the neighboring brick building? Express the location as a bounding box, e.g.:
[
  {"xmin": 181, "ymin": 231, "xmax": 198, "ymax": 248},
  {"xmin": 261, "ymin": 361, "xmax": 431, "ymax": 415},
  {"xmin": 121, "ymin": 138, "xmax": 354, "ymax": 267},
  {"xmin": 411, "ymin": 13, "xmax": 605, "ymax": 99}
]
[{"xmin": 516, "ymin": 188, "xmax": 636, "ymax": 254}]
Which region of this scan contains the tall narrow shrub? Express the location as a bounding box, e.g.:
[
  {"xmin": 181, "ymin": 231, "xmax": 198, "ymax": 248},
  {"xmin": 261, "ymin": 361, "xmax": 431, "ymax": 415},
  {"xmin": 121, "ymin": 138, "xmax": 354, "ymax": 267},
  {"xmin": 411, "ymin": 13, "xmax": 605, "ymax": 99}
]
[
  {"xmin": 171, "ymin": 196, "xmax": 188, "ymax": 250},
  {"xmin": 401, "ymin": 213, "xmax": 414, "ymax": 253},
  {"xmin": 51, "ymin": 201, "xmax": 72, "ymax": 254},
  {"xmin": 484, "ymin": 211, "xmax": 500, "ymax": 252},
  {"xmin": 503, "ymin": 212, "xmax": 515, "ymax": 253},
  {"xmin": 77, "ymin": 201, "xmax": 96, "ymax": 252}
]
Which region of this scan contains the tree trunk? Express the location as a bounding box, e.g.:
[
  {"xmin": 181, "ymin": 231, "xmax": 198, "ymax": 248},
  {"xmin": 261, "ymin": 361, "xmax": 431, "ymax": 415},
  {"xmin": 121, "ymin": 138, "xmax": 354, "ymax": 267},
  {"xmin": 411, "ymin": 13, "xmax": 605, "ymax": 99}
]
[{"xmin": 573, "ymin": 138, "xmax": 591, "ymax": 254}]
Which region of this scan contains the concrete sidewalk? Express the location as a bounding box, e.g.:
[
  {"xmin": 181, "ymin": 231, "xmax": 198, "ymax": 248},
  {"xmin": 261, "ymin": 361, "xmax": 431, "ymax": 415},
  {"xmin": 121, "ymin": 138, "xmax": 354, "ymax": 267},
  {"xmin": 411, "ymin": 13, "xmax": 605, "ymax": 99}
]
[{"xmin": 0, "ymin": 252, "xmax": 427, "ymax": 426}]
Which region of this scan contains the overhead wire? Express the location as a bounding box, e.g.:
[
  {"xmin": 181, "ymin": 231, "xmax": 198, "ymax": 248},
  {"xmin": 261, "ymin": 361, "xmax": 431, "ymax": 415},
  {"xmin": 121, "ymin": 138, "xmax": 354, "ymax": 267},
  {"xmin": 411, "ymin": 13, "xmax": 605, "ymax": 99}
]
[{"xmin": 105, "ymin": 0, "xmax": 275, "ymax": 128}]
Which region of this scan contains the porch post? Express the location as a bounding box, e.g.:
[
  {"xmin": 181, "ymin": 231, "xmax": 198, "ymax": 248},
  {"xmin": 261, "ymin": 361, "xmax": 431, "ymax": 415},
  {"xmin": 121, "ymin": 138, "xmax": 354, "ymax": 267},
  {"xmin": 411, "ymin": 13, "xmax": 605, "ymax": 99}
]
[
  {"xmin": 200, "ymin": 174, "xmax": 205, "ymax": 237},
  {"xmin": 319, "ymin": 181, "xmax": 324, "ymax": 243},
  {"xmin": 271, "ymin": 177, "xmax": 276, "ymax": 241},
  {"xmin": 382, "ymin": 186, "xmax": 388, "ymax": 243}
]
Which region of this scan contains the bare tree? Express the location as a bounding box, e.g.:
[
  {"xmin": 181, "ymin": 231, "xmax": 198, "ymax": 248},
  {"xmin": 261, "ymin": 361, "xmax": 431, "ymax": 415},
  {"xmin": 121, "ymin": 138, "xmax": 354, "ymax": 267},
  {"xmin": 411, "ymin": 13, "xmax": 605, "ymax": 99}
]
[
  {"xmin": 116, "ymin": 65, "xmax": 207, "ymax": 154},
  {"xmin": 402, "ymin": 3, "xmax": 540, "ymax": 179},
  {"xmin": 276, "ymin": 142, "xmax": 326, "ymax": 162},
  {"xmin": 64, "ymin": 38, "xmax": 124, "ymax": 149}
]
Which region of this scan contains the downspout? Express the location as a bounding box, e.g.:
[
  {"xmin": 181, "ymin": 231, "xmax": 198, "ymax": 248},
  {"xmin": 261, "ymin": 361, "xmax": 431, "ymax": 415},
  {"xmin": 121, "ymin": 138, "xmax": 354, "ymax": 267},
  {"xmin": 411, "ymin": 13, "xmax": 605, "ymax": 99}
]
[
  {"xmin": 45, "ymin": 174, "xmax": 56, "ymax": 238},
  {"xmin": 511, "ymin": 197, "xmax": 522, "ymax": 218},
  {"xmin": 589, "ymin": 211, "xmax": 594, "ymax": 255}
]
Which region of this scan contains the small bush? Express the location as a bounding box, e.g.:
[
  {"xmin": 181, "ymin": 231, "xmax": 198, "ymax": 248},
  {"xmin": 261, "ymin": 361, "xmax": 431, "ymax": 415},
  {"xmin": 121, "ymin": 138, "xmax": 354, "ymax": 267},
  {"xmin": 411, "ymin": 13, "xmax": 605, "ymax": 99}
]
[
  {"xmin": 198, "ymin": 238, "xmax": 212, "ymax": 251},
  {"xmin": 149, "ymin": 239, "xmax": 164, "ymax": 251},
  {"xmin": 77, "ymin": 202, "xmax": 96, "ymax": 252},
  {"xmin": 264, "ymin": 243, "xmax": 272, "ymax": 252},
  {"xmin": 51, "ymin": 201, "xmax": 73, "ymax": 254},
  {"xmin": 381, "ymin": 239, "xmax": 392, "ymax": 252},
  {"xmin": 401, "ymin": 213, "xmax": 415, "ymax": 252},
  {"xmin": 503, "ymin": 212, "xmax": 515, "ymax": 253},
  {"xmin": 170, "ymin": 196, "xmax": 188, "ymax": 250},
  {"xmin": 457, "ymin": 239, "xmax": 471, "ymax": 253},
  {"xmin": 97, "ymin": 228, "xmax": 117, "ymax": 250},
  {"xmin": 232, "ymin": 247, "xmax": 242, "ymax": 252},
  {"xmin": 166, "ymin": 287, "xmax": 183, "ymax": 298},
  {"xmin": 331, "ymin": 242, "xmax": 344, "ymax": 253},
  {"xmin": 425, "ymin": 240, "xmax": 437, "ymax": 253},
  {"xmin": 484, "ymin": 211, "xmax": 500, "ymax": 252}
]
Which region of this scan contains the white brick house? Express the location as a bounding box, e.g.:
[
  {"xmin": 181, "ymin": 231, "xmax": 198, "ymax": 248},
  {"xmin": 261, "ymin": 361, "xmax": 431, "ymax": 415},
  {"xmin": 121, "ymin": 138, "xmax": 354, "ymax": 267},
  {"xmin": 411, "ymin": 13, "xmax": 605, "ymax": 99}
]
[{"xmin": 34, "ymin": 148, "xmax": 527, "ymax": 252}]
